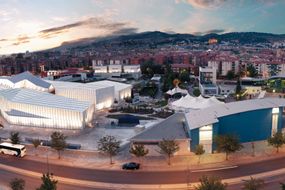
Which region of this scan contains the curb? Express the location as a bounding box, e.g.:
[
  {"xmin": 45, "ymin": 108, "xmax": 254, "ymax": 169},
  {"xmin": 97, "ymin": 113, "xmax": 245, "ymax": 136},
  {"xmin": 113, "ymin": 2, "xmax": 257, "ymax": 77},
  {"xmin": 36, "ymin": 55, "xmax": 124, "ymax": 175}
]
[{"xmin": 1, "ymin": 163, "xmax": 285, "ymax": 189}]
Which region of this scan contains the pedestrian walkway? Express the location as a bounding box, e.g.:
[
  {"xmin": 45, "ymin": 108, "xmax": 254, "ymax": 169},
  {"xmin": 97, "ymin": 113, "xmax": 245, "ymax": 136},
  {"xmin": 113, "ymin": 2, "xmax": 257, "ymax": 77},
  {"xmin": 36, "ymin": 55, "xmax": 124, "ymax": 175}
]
[{"xmin": 24, "ymin": 140, "xmax": 285, "ymax": 172}]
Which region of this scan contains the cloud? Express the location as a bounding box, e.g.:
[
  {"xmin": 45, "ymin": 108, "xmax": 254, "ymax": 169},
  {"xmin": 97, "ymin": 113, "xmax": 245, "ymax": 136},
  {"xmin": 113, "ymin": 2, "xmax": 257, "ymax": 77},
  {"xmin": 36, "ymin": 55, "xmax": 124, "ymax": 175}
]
[
  {"xmin": 177, "ymin": 0, "xmax": 227, "ymax": 9},
  {"xmin": 110, "ymin": 27, "xmax": 138, "ymax": 36},
  {"xmin": 193, "ymin": 29, "xmax": 226, "ymax": 35},
  {"xmin": 0, "ymin": 39, "xmax": 8, "ymax": 42},
  {"xmin": 12, "ymin": 35, "xmax": 31, "ymax": 46},
  {"xmin": 38, "ymin": 17, "xmax": 132, "ymax": 38}
]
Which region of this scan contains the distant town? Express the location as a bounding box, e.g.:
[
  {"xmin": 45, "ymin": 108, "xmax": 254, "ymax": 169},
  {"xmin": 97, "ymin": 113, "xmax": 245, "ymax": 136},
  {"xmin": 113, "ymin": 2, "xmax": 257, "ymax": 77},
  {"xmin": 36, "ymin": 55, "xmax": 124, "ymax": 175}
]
[{"xmin": 0, "ymin": 30, "xmax": 285, "ymax": 190}]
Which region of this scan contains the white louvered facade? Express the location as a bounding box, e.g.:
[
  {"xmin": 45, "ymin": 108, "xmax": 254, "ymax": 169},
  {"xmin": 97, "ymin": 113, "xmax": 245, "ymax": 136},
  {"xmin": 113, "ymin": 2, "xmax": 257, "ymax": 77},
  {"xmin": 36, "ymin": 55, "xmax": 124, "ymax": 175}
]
[
  {"xmin": 88, "ymin": 80, "xmax": 132, "ymax": 101},
  {"xmin": 47, "ymin": 80, "xmax": 115, "ymax": 110},
  {"xmin": 0, "ymin": 88, "xmax": 94, "ymax": 129}
]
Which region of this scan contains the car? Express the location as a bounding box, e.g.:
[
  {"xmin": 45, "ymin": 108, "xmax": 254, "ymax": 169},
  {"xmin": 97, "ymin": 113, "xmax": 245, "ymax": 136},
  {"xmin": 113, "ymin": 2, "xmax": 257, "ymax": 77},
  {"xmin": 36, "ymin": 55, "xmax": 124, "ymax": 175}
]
[{"xmin": 122, "ymin": 162, "xmax": 140, "ymax": 170}]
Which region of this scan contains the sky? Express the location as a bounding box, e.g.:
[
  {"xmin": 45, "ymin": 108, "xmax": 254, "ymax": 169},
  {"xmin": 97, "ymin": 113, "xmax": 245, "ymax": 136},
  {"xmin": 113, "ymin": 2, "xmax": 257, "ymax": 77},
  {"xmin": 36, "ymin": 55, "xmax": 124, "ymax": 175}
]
[{"xmin": 0, "ymin": 0, "xmax": 284, "ymax": 54}]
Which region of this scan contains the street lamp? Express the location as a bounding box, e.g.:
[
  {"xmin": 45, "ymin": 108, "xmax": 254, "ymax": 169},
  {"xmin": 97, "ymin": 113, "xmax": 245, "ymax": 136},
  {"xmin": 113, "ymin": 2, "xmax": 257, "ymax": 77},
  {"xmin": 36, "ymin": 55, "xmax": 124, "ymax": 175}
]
[{"xmin": 41, "ymin": 140, "xmax": 50, "ymax": 173}]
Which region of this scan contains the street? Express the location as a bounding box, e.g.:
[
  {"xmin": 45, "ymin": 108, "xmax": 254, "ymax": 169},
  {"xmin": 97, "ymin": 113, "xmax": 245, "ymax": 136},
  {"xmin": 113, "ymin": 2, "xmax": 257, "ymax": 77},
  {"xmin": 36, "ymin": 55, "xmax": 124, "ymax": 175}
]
[{"xmin": 1, "ymin": 154, "xmax": 285, "ymax": 189}]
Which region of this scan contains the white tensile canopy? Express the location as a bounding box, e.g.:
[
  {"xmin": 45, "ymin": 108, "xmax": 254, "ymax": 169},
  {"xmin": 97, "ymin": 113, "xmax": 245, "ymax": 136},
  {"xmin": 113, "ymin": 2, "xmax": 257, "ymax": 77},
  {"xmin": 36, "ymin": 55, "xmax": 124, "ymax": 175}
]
[
  {"xmin": 166, "ymin": 87, "xmax": 188, "ymax": 96},
  {"xmin": 172, "ymin": 94, "xmax": 224, "ymax": 112}
]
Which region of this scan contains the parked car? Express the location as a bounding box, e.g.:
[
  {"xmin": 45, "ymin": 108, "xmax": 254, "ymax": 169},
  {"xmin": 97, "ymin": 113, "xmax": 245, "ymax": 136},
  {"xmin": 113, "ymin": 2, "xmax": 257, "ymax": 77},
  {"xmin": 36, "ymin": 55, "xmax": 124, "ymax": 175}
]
[{"xmin": 122, "ymin": 162, "xmax": 140, "ymax": 170}]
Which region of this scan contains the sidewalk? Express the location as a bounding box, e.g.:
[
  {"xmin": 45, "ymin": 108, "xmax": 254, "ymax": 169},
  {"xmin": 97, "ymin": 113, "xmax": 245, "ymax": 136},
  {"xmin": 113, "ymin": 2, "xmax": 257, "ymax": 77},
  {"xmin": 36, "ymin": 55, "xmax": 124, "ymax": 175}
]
[{"xmin": 24, "ymin": 140, "xmax": 285, "ymax": 172}]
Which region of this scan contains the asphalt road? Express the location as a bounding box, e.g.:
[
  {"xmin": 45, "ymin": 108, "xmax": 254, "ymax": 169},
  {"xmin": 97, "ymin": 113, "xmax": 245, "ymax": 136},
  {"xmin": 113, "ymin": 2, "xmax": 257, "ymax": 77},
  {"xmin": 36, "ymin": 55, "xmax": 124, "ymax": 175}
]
[
  {"xmin": 1, "ymin": 155, "xmax": 285, "ymax": 189},
  {"xmin": 0, "ymin": 169, "xmax": 98, "ymax": 190}
]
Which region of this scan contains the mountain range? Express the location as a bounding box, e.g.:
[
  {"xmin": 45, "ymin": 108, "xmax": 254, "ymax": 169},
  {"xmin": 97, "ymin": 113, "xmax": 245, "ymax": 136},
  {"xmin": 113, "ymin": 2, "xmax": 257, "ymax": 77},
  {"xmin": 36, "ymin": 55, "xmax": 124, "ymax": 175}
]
[{"xmin": 51, "ymin": 31, "xmax": 285, "ymax": 51}]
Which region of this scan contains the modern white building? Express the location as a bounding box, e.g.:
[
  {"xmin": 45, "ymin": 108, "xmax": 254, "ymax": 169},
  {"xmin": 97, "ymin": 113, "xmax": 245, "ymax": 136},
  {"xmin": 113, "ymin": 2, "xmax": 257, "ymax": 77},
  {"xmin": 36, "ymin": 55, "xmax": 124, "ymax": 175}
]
[
  {"xmin": 199, "ymin": 67, "xmax": 219, "ymax": 96},
  {"xmin": 88, "ymin": 80, "xmax": 132, "ymax": 102},
  {"xmin": 93, "ymin": 64, "xmax": 141, "ymax": 79},
  {"xmin": 0, "ymin": 72, "xmax": 54, "ymax": 92},
  {"xmin": 47, "ymin": 80, "xmax": 115, "ymax": 110},
  {"xmin": 0, "ymin": 88, "xmax": 94, "ymax": 129}
]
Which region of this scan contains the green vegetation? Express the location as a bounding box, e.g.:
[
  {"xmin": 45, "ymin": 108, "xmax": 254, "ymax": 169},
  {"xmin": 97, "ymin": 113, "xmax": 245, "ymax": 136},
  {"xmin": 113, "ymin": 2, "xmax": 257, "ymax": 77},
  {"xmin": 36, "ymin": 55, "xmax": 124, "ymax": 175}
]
[
  {"xmin": 268, "ymin": 131, "xmax": 285, "ymax": 153},
  {"xmin": 139, "ymin": 82, "xmax": 158, "ymax": 98},
  {"xmin": 236, "ymin": 78, "xmax": 242, "ymax": 94},
  {"xmin": 140, "ymin": 60, "xmax": 164, "ymax": 77},
  {"xmin": 98, "ymin": 135, "xmax": 121, "ymax": 164},
  {"xmin": 226, "ymin": 70, "xmax": 235, "ymax": 80},
  {"xmin": 195, "ymin": 144, "xmax": 205, "ymax": 164},
  {"xmin": 195, "ymin": 176, "xmax": 227, "ymax": 190},
  {"xmin": 10, "ymin": 132, "xmax": 20, "ymax": 144},
  {"xmin": 9, "ymin": 178, "xmax": 25, "ymax": 190},
  {"xmin": 246, "ymin": 64, "xmax": 258, "ymax": 78},
  {"xmin": 162, "ymin": 63, "xmax": 175, "ymax": 92},
  {"xmin": 50, "ymin": 132, "xmax": 67, "ymax": 159},
  {"xmin": 121, "ymin": 105, "xmax": 154, "ymax": 114},
  {"xmin": 193, "ymin": 88, "xmax": 201, "ymax": 97},
  {"xmin": 129, "ymin": 144, "xmax": 149, "ymax": 164},
  {"xmin": 179, "ymin": 70, "xmax": 190, "ymax": 83},
  {"xmin": 214, "ymin": 134, "xmax": 243, "ymax": 160},
  {"xmin": 158, "ymin": 139, "xmax": 180, "ymax": 165},
  {"xmin": 37, "ymin": 173, "xmax": 58, "ymax": 190},
  {"xmin": 242, "ymin": 177, "xmax": 264, "ymax": 190}
]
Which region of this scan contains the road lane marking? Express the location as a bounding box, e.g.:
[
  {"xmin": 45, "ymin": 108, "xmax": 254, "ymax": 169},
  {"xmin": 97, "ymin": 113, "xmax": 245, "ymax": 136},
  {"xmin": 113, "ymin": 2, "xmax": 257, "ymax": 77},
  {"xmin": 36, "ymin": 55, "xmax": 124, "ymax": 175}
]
[
  {"xmin": 1, "ymin": 163, "xmax": 285, "ymax": 189},
  {"xmin": 191, "ymin": 165, "xmax": 238, "ymax": 173}
]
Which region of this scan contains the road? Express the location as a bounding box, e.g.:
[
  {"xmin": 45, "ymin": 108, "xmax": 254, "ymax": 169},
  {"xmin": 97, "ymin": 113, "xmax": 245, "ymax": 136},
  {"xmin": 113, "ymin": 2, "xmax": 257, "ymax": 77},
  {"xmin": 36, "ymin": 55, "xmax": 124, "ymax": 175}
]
[{"xmin": 1, "ymin": 155, "xmax": 285, "ymax": 189}]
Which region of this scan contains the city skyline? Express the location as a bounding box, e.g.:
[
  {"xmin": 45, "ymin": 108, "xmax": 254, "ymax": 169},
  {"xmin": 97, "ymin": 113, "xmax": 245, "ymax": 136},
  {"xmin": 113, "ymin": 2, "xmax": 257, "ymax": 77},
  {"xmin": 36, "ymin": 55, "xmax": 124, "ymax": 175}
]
[{"xmin": 0, "ymin": 0, "xmax": 284, "ymax": 54}]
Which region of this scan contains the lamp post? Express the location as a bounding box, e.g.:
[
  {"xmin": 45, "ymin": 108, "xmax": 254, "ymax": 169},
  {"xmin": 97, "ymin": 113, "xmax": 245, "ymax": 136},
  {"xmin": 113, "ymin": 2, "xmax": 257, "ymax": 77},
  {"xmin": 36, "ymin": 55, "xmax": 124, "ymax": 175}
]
[{"xmin": 41, "ymin": 140, "xmax": 50, "ymax": 173}]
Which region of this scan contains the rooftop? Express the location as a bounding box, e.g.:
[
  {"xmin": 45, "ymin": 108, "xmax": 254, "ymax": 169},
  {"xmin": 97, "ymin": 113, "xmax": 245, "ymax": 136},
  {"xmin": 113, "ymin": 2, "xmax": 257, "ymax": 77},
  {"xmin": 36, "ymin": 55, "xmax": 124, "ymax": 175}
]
[
  {"xmin": 0, "ymin": 71, "xmax": 52, "ymax": 89},
  {"xmin": 0, "ymin": 88, "xmax": 92, "ymax": 112},
  {"xmin": 131, "ymin": 113, "xmax": 188, "ymax": 142},
  {"xmin": 185, "ymin": 98, "xmax": 285, "ymax": 130}
]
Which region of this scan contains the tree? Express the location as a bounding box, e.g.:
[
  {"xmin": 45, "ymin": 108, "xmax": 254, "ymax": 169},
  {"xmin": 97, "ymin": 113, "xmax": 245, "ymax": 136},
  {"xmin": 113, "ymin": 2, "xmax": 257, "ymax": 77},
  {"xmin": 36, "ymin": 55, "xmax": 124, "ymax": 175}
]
[
  {"xmin": 280, "ymin": 182, "xmax": 285, "ymax": 190},
  {"xmin": 158, "ymin": 139, "xmax": 180, "ymax": 165},
  {"xmin": 195, "ymin": 144, "xmax": 205, "ymax": 164},
  {"xmin": 10, "ymin": 132, "xmax": 20, "ymax": 144},
  {"xmin": 162, "ymin": 63, "xmax": 174, "ymax": 92},
  {"xmin": 193, "ymin": 88, "xmax": 201, "ymax": 97},
  {"xmin": 32, "ymin": 139, "xmax": 41, "ymax": 156},
  {"xmin": 98, "ymin": 135, "xmax": 121, "ymax": 164},
  {"xmin": 246, "ymin": 64, "xmax": 258, "ymax": 78},
  {"xmin": 235, "ymin": 77, "xmax": 242, "ymax": 99},
  {"xmin": 9, "ymin": 178, "xmax": 25, "ymax": 190},
  {"xmin": 37, "ymin": 173, "xmax": 58, "ymax": 190},
  {"xmin": 242, "ymin": 177, "xmax": 264, "ymax": 190},
  {"xmin": 179, "ymin": 70, "xmax": 190, "ymax": 83},
  {"xmin": 226, "ymin": 70, "xmax": 235, "ymax": 80},
  {"xmin": 195, "ymin": 176, "xmax": 227, "ymax": 190},
  {"xmin": 50, "ymin": 132, "xmax": 67, "ymax": 159},
  {"xmin": 129, "ymin": 144, "xmax": 149, "ymax": 164},
  {"xmin": 214, "ymin": 135, "xmax": 243, "ymax": 160},
  {"xmin": 267, "ymin": 131, "xmax": 285, "ymax": 153}
]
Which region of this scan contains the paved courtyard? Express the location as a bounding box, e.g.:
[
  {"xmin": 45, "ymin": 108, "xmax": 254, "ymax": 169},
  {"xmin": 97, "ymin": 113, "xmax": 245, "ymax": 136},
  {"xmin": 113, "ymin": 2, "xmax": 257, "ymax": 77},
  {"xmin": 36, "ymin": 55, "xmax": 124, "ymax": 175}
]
[{"xmin": 0, "ymin": 111, "xmax": 160, "ymax": 150}]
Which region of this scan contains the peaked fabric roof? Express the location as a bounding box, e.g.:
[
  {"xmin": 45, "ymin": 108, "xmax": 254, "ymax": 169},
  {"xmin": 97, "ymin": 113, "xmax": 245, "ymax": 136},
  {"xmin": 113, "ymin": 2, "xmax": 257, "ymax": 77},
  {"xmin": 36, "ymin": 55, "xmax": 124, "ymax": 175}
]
[
  {"xmin": 172, "ymin": 95, "xmax": 224, "ymax": 110},
  {"xmin": 131, "ymin": 113, "xmax": 188, "ymax": 142},
  {"xmin": 0, "ymin": 88, "xmax": 91, "ymax": 112},
  {"xmin": 166, "ymin": 87, "xmax": 188, "ymax": 96}
]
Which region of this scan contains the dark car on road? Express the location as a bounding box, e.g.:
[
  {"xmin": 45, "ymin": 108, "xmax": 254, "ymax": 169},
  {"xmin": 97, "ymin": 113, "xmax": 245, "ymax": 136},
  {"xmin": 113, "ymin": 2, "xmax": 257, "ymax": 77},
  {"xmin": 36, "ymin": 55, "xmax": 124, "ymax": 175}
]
[{"xmin": 122, "ymin": 162, "xmax": 140, "ymax": 170}]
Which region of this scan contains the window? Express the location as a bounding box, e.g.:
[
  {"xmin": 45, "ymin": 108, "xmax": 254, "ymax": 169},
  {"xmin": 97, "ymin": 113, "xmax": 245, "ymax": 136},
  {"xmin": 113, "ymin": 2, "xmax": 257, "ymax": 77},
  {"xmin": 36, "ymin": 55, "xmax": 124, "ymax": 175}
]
[
  {"xmin": 199, "ymin": 125, "xmax": 213, "ymax": 153},
  {"xmin": 272, "ymin": 108, "xmax": 279, "ymax": 136}
]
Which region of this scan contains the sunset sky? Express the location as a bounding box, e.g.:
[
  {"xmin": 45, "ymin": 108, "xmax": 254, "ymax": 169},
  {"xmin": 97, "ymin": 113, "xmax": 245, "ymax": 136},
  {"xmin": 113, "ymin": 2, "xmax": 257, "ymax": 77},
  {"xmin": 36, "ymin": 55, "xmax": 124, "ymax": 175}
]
[{"xmin": 0, "ymin": 0, "xmax": 284, "ymax": 54}]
